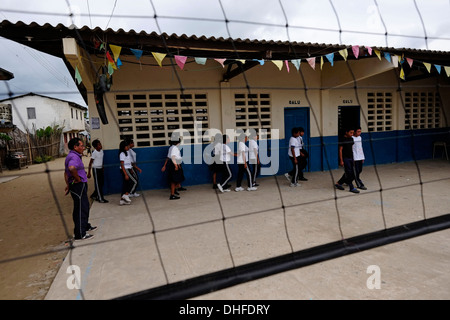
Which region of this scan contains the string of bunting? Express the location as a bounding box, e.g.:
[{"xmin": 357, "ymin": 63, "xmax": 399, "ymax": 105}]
[{"xmin": 74, "ymin": 42, "xmax": 450, "ymax": 85}]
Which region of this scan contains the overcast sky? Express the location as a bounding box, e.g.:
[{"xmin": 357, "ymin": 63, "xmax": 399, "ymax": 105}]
[{"xmin": 1, "ymin": 0, "xmax": 450, "ymax": 107}]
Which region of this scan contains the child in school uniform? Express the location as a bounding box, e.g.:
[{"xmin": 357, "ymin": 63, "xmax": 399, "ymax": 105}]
[
  {"xmin": 285, "ymin": 127, "xmax": 302, "ymax": 187},
  {"xmin": 217, "ymin": 134, "xmax": 233, "ymax": 193},
  {"xmin": 87, "ymin": 139, "xmax": 108, "ymax": 203},
  {"xmin": 235, "ymin": 131, "xmax": 257, "ymax": 192},
  {"xmin": 352, "ymin": 126, "xmax": 367, "ymax": 190},
  {"xmin": 119, "ymin": 140, "xmax": 137, "ymax": 205},
  {"xmin": 127, "ymin": 139, "xmax": 142, "ymax": 198},
  {"xmin": 248, "ymin": 130, "xmax": 260, "ymax": 187},
  {"xmin": 207, "ymin": 133, "xmax": 223, "ymax": 189},
  {"xmin": 165, "ymin": 138, "xmax": 185, "ymax": 200}
]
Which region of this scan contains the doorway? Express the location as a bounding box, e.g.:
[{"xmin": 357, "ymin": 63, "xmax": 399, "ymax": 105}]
[{"xmin": 283, "ymin": 107, "xmax": 310, "ymax": 174}]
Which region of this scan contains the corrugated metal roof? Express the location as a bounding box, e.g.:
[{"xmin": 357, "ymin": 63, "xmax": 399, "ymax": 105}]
[{"xmin": 2, "ymin": 19, "xmax": 449, "ymax": 64}]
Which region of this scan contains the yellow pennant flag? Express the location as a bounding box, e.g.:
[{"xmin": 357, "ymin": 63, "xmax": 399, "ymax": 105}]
[
  {"xmin": 109, "ymin": 44, "xmax": 122, "ymax": 62},
  {"xmin": 374, "ymin": 50, "xmax": 381, "ymax": 61},
  {"xmin": 339, "ymin": 49, "xmax": 348, "ymax": 61},
  {"xmin": 152, "ymin": 52, "xmax": 167, "ymax": 67},
  {"xmin": 272, "ymin": 60, "xmax": 283, "ymax": 71},
  {"xmin": 321, "ymin": 56, "xmax": 324, "ymax": 70},
  {"xmin": 444, "ymin": 66, "xmax": 450, "ymax": 77},
  {"xmin": 423, "ymin": 62, "xmax": 431, "ymax": 73},
  {"xmin": 400, "ymin": 67, "xmax": 405, "ymax": 80}
]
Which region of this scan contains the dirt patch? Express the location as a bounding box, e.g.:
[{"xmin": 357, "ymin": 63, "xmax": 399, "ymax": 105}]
[{"xmin": 0, "ymin": 156, "xmax": 94, "ymax": 300}]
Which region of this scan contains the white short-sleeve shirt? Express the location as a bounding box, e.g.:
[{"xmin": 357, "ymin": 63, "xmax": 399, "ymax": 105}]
[
  {"xmin": 352, "ymin": 136, "xmax": 365, "ymax": 161},
  {"xmin": 91, "ymin": 149, "xmax": 103, "ymax": 169},
  {"xmin": 237, "ymin": 141, "xmax": 249, "ymax": 164},
  {"xmin": 119, "ymin": 152, "xmax": 132, "ymax": 169},
  {"xmin": 288, "ymin": 136, "xmax": 301, "ymax": 157},
  {"xmin": 248, "ymin": 139, "xmax": 258, "ymax": 160},
  {"xmin": 221, "ymin": 144, "xmax": 232, "ymax": 163}
]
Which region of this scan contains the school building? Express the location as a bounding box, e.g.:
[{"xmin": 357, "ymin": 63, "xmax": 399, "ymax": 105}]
[{"xmin": 1, "ymin": 21, "xmax": 450, "ymax": 193}]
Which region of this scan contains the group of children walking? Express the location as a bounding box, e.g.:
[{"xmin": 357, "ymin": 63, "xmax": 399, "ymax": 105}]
[
  {"xmin": 334, "ymin": 126, "xmax": 367, "ymax": 193},
  {"xmin": 85, "ymin": 125, "xmax": 365, "ymax": 206}
]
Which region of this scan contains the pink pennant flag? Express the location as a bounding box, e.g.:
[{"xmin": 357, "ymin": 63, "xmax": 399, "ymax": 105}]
[
  {"xmin": 306, "ymin": 57, "xmax": 315, "ymax": 70},
  {"xmin": 367, "ymin": 47, "xmax": 373, "ymax": 56},
  {"xmin": 285, "ymin": 60, "xmax": 290, "ymax": 73},
  {"xmin": 352, "ymin": 45, "xmax": 359, "ymax": 59},
  {"xmin": 175, "ymin": 55, "xmax": 188, "ymax": 70},
  {"xmin": 215, "ymin": 58, "xmax": 226, "ymax": 68},
  {"xmin": 406, "ymin": 58, "xmax": 413, "ymax": 68}
]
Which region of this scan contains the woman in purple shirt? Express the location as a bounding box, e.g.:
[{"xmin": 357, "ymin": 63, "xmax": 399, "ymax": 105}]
[{"xmin": 65, "ymin": 137, "xmax": 97, "ymax": 241}]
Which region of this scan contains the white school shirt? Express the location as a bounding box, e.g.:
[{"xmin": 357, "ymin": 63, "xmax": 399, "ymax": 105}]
[
  {"xmin": 352, "ymin": 136, "xmax": 365, "ymax": 161},
  {"xmin": 297, "ymin": 135, "xmax": 304, "ymax": 150},
  {"xmin": 221, "ymin": 144, "xmax": 232, "ymax": 163},
  {"xmin": 119, "ymin": 152, "xmax": 132, "ymax": 169},
  {"xmin": 248, "ymin": 139, "xmax": 258, "ymax": 160},
  {"xmin": 91, "ymin": 149, "xmax": 103, "ymax": 169},
  {"xmin": 288, "ymin": 136, "xmax": 301, "ymax": 157},
  {"xmin": 237, "ymin": 141, "xmax": 249, "ymax": 164},
  {"xmin": 129, "ymin": 148, "xmax": 137, "ymax": 164},
  {"xmin": 169, "ymin": 145, "xmax": 182, "ymax": 163}
]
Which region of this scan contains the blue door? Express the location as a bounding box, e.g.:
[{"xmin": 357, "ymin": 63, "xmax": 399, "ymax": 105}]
[{"xmin": 281, "ymin": 107, "xmax": 310, "ymax": 174}]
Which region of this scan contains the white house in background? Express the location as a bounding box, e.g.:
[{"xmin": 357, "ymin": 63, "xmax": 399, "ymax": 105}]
[{"xmin": 0, "ymin": 93, "xmax": 88, "ymax": 153}]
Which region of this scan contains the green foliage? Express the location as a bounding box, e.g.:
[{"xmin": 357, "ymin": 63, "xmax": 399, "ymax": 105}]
[
  {"xmin": 0, "ymin": 133, "xmax": 12, "ymax": 141},
  {"xmin": 34, "ymin": 155, "xmax": 53, "ymax": 164}
]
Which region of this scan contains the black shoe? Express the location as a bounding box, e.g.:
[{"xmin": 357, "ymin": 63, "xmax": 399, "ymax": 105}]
[
  {"xmin": 298, "ymin": 177, "xmax": 308, "ymax": 181},
  {"xmin": 177, "ymin": 187, "xmax": 187, "ymax": 191},
  {"xmin": 90, "ymin": 196, "xmax": 98, "ymax": 201},
  {"xmin": 253, "ymin": 183, "xmax": 260, "ymax": 187},
  {"xmin": 335, "ymin": 184, "xmax": 345, "ymax": 190},
  {"xmin": 75, "ymin": 234, "xmax": 94, "ymax": 241},
  {"xmin": 358, "ymin": 186, "xmax": 367, "ymax": 190},
  {"xmin": 98, "ymin": 199, "xmax": 109, "ymax": 203},
  {"xmin": 350, "ymin": 188, "xmax": 360, "ymax": 194},
  {"xmin": 87, "ymin": 225, "xmax": 98, "ymax": 232},
  {"xmin": 169, "ymin": 195, "xmax": 180, "ymax": 200},
  {"xmin": 174, "ymin": 190, "xmax": 180, "ymax": 195},
  {"xmin": 213, "ymin": 184, "xmax": 218, "ymax": 189}
]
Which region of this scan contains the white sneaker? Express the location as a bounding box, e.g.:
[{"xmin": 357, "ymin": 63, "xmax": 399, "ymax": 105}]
[
  {"xmin": 284, "ymin": 173, "xmax": 291, "ymax": 182},
  {"xmin": 235, "ymin": 187, "xmax": 245, "ymax": 192},
  {"xmin": 223, "ymin": 188, "xmax": 231, "ymax": 192},
  {"xmin": 290, "ymin": 183, "xmax": 299, "ymax": 187},
  {"xmin": 247, "ymin": 187, "xmax": 258, "ymax": 191},
  {"xmin": 217, "ymin": 184, "xmax": 224, "ymax": 193},
  {"xmin": 119, "ymin": 200, "xmax": 130, "ymax": 205},
  {"xmin": 121, "ymin": 194, "xmax": 131, "ymax": 203},
  {"xmin": 129, "ymin": 193, "xmax": 140, "ymax": 197}
]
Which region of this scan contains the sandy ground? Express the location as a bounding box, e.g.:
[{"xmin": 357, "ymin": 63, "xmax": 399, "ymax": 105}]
[{"xmin": 0, "ymin": 156, "xmax": 94, "ymax": 300}]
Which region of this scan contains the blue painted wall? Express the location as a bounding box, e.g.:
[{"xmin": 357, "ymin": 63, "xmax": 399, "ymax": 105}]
[{"xmin": 102, "ymin": 127, "xmax": 449, "ymax": 195}]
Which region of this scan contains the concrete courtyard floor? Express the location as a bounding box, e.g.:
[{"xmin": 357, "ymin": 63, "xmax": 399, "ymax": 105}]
[{"xmin": 45, "ymin": 159, "xmax": 450, "ymax": 300}]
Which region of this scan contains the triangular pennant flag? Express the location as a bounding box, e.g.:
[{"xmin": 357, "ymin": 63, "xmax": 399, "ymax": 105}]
[
  {"xmin": 352, "ymin": 45, "xmax": 359, "ymax": 59},
  {"xmin": 325, "ymin": 53, "xmax": 334, "ymax": 66},
  {"xmin": 130, "ymin": 48, "xmax": 143, "ymax": 60},
  {"xmin": 236, "ymin": 59, "xmax": 246, "ymax": 64},
  {"xmin": 152, "ymin": 52, "xmax": 166, "ymax": 67},
  {"xmin": 214, "ymin": 58, "xmax": 226, "ymax": 68},
  {"xmin": 108, "ymin": 62, "xmax": 114, "ymax": 75},
  {"xmin": 116, "ymin": 57, "xmax": 122, "ymax": 69},
  {"xmin": 74, "ymin": 66, "xmax": 82, "ymax": 84},
  {"xmin": 106, "ymin": 51, "xmax": 115, "ymax": 64},
  {"xmin": 320, "ymin": 56, "xmax": 324, "ymax": 70},
  {"xmin": 384, "ymin": 52, "xmax": 391, "ymax": 63},
  {"xmin": 435, "ymin": 65, "xmax": 442, "ymax": 74},
  {"xmin": 444, "ymin": 66, "xmax": 450, "ymax": 77},
  {"xmin": 109, "ymin": 44, "xmax": 122, "ymax": 62},
  {"xmin": 400, "ymin": 67, "xmax": 405, "ymax": 80},
  {"xmin": 195, "ymin": 57, "xmax": 207, "ymax": 65},
  {"xmin": 109, "ymin": 60, "xmax": 117, "ymax": 70},
  {"xmin": 392, "ymin": 55, "xmax": 399, "ymax": 67},
  {"xmin": 339, "ymin": 49, "xmax": 348, "ymax": 61},
  {"xmin": 255, "ymin": 59, "xmax": 265, "ymax": 65},
  {"xmin": 406, "ymin": 58, "xmax": 414, "ymax": 68},
  {"xmin": 291, "ymin": 59, "xmax": 301, "ymax": 71},
  {"xmin": 99, "ymin": 43, "xmax": 105, "ymax": 51},
  {"xmin": 374, "ymin": 50, "xmax": 382, "ymax": 60},
  {"xmin": 175, "ymin": 55, "xmax": 188, "ymax": 70},
  {"xmin": 272, "ymin": 60, "xmax": 283, "ymax": 71},
  {"xmin": 423, "ymin": 62, "xmax": 431, "ymax": 73},
  {"xmin": 306, "ymin": 57, "xmax": 316, "ymax": 70},
  {"xmin": 367, "ymin": 47, "xmax": 373, "ymax": 56},
  {"xmin": 284, "ymin": 60, "xmax": 290, "ymax": 73}
]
